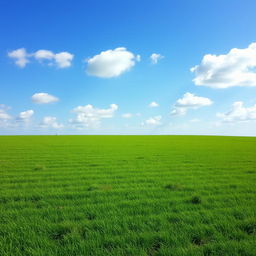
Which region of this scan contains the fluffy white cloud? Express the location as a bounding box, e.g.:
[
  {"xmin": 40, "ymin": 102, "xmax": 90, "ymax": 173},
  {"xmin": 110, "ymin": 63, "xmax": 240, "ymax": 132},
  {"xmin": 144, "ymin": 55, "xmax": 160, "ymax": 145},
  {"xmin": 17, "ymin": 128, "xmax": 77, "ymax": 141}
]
[
  {"xmin": 149, "ymin": 101, "xmax": 159, "ymax": 107},
  {"xmin": 86, "ymin": 47, "xmax": 139, "ymax": 78},
  {"xmin": 54, "ymin": 52, "xmax": 74, "ymax": 68},
  {"xmin": 8, "ymin": 48, "xmax": 74, "ymax": 68},
  {"xmin": 34, "ymin": 50, "xmax": 54, "ymax": 60},
  {"xmin": 217, "ymin": 101, "xmax": 256, "ymax": 122},
  {"xmin": 32, "ymin": 93, "xmax": 59, "ymax": 104},
  {"xmin": 122, "ymin": 113, "xmax": 133, "ymax": 118},
  {"xmin": 8, "ymin": 48, "xmax": 29, "ymax": 68},
  {"xmin": 70, "ymin": 104, "xmax": 118, "ymax": 128},
  {"xmin": 191, "ymin": 42, "xmax": 256, "ymax": 88},
  {"xmin": 17, "ymin": 110, "xmax": 34, "ymax": 122},
  {"xmin": 40, "ymin": 116, "xmax": 63, "ymax": 129},
  {"xmin": 150, "ymin": 53, "xmax": 164, "ymax": 64},
  {"xmin": 143, "ymin": 116, "xmax": 162, "ymax": 126},
  {"xmin": 171, "ymin": 92, "xmax": 213, "ymax": 116}
]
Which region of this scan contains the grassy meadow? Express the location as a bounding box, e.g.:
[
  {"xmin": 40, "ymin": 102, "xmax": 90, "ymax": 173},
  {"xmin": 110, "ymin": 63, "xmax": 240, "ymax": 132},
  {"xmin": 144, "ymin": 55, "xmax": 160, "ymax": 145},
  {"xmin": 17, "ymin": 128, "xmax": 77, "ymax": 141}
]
[{"xmin": 0, "ymin": 135, "xmax": 256, "ymax": 256}]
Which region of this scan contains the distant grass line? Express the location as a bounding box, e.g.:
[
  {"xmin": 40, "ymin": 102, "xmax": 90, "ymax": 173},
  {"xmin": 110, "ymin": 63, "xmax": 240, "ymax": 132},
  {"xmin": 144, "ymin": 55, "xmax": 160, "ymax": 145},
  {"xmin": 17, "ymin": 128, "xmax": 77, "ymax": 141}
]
[{"xmin": 0, "ymin": 135, "xmax": 256, "ymax": 256}]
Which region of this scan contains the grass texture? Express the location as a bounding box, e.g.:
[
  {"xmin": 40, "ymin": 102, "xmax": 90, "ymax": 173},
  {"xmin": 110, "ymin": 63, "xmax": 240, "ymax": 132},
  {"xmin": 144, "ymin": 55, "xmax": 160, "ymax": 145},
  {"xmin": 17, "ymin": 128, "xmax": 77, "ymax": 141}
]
[{"xmin": 0, "ymin": 135, "xmax": 256, "ymax": 256}]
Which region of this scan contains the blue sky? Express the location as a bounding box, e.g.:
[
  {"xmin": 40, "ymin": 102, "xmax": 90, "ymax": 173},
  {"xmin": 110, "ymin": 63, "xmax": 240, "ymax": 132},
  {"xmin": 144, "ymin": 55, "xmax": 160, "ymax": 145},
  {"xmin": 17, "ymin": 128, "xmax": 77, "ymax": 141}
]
[{"xmin": 1, "ymin": 0, "xmax": 256, "ymax": 135}]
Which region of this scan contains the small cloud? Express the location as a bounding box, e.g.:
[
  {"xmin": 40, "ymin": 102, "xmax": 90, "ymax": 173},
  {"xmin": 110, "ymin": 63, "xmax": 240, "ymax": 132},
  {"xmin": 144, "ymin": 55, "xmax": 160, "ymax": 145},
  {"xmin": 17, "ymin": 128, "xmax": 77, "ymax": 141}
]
[
  {"xmin": 16, "ymin": 110, "xmax": 34, "ymax": 122},
  {"xmin": 40, "ymin": 116, "xmax": 63, "ymax": 129},
  {"xmin": 34, "ymin": 50, "xmax": 54, "ymax": 60},
  {"xmin": 32, "ymin": 93, "xmax": 59, "ymax": 104},
  {"xmin": 122, "ymin": 113, "xmax": 132, "ymax": 118},
  {"xmin": 8, "ymin": 48, "xmax": 29, "ymax": 68},
  {"xmin": 150, "ymin": 53, "xmax": 164, "ymax": 64},
  {"xmin": 171, "ymin": 92, "xmax": 213, "ymax": 116},
  {"xmin": 149, "ymin": 101, "xmax": 159, "ymax": 107},
  {"xmin": 0, "ymin": 108, "xmax": 12, "ymax": 120},
  {"xmin": 86, "ymin": 47, "xmax": 139, "ymax": 78},
  {"xmin": 0, "ymin": 105, "xmax": 13, "ymax": 128},
  {"xmin": 217, "ymin": 101, "xmax": 256, "ymax": 122},
  {"xmin": 54, "ymin": 52, "xmax": 74, "ymax": 68},
  {"xmin": 143, "ymin": 115, "xmax": 162, "ymax": 126}
]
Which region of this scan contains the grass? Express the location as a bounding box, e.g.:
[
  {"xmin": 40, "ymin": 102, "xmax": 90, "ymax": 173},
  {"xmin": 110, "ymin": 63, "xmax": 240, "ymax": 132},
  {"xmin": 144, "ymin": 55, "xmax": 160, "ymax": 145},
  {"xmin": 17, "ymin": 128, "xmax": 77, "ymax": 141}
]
[{"xmin": 0, "ymin": 135, "xmax": 256, "ymax": 256}]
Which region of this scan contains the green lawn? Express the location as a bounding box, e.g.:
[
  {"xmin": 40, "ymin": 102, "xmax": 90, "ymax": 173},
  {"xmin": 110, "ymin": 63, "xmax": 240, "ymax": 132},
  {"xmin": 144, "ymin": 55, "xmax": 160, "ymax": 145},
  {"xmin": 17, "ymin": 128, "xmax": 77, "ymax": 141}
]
[{"xmin": 0, "ymin": 135, "xmax": 256, "ymax": 256}]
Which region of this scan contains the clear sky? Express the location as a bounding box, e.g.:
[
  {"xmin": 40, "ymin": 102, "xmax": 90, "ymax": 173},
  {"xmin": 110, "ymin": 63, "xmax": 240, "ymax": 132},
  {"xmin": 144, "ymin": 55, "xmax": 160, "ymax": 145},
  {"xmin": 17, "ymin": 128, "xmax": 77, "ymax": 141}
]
[{"xmin": 1, "ymin": 0, "xmax": 256, "ymax": 135}]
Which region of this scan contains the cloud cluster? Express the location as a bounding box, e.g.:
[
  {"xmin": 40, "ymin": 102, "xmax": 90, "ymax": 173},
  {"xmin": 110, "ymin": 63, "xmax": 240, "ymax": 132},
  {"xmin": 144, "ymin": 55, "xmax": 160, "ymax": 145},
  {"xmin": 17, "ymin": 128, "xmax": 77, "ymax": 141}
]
[
  {"xmin": 171, "ymin": 92, "xmax": 213, "ymax": 116},
  {"xmin": 0, "ymin": 105, "xmax": 35, "ymax": 128},
  {"xmin": 150, "ymin": 53, "xmax": 164, "ymax": 64},
  {"xmin": 8, "ymin": 48, "xmax": 74, "ymax": 68},
  {"xmin": 34, "ymin": 50, "xmax": 74, "ymax": 68},
  {"xmin": 40, "ymin": 116, "xmax": 63, "ymax": 129},
  {"xmin": 6, "ymin": 42, "xmax": 256, "ymax": 135},
  {"xmin": 70, "ymin": 104, "xmax": 118, "ymax": 128},
  {"xmin": 0, "ymin": 105, "xmax": 63, "ymax": 129},
  {"xmin": 32, "ymin": 93, "xmax": 59, "ymax": 104},
  {"xmin": 149, "ymin": 101, "xmax": 159, "ymax": 107},
  {"xmin": 86, "ymin": 47, "xmax": 140, "ymax": 78},
  {"xmin": 191, "ymin": 42, "xmax": 256, "ymax": 88},
  {"xmin": 217, "ymin": 101, "xmax": 256, "ymax": 122}
]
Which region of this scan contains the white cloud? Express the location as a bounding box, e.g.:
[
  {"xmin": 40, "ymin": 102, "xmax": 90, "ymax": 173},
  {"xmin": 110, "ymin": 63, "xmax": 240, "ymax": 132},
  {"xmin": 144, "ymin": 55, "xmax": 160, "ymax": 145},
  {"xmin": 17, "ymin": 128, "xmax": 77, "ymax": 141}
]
[
  {"xmin": 40, "ymin": 116, "xmax": 63, "ymax": 129},
  {"xmin": 171, "ymin": 92, "xmax": 213, "ymax": 116},
  {"xmin": 8, "ymin": 48, "xmax": 29, "ymax": 68},
  {"xmin": 0, "ymin": 110, "xmax": 11, "ymax": 120},
  {"xmin": 191, "ymin": 42, "xmax": 256, "ymax": 88},
  {"xmin": 122, "ymin": 113, "xmax": 132, "ymax": 118},
  {"xmin": 8, "ymin": 48, "xmax": 74, "ymax": 68},
  {"xmin": 143, "ymin": 116, "xmax": 162, "ymax": 126},
  {"xmin": 0, "ymin": 105, "xmax": 14, "ymax": 128},
  {"xmin": 86, "ymin": 47, "xmax": 139, "ymax": 78},
  {"xmin": 70, "ymin": 104, "xmax": 118, "ymax": 128},
  {"xmin": 34, "ymin": 50, "xmax": 74, "ymax": 68},
  {"xmin": 0, "ymin": 105, "xmax": 12, "ymax": 120},
  {"xmin": 34, "ymin": 50, "xmax": 55, "ymax": 60},
  {"xmin": 149, "ymin": 101, "xmax": 159, "ymax": 107},
  {"xmin": 17, "ymin": 110, "xmax": 34, "ymax": 122},
  {"xmin": 54, "ymin": 52, "xmax": 74, "ymax": 68},
  {"xmin": 217, "ymin": 101, "xmax": 256, "ymax": 122},
  {"xmin": 32, "ymin": 93, "xmax": 59, "ymax": 104},
  {"xmin": 150, "ymin": 53, "xmax": 164, "ymax": 64}
]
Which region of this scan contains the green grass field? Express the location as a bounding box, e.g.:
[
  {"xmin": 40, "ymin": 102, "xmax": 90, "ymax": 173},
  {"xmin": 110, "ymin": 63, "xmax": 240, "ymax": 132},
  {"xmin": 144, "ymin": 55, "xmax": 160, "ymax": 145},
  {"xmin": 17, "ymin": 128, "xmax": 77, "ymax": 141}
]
[{"xmin": 0, "ymin": 135, "xmax": 256, "ymax": 256}]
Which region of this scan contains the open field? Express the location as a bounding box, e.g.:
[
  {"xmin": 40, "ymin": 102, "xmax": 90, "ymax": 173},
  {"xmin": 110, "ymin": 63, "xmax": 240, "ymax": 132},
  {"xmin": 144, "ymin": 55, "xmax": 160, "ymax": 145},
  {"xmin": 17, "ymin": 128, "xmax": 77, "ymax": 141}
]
[{"xmin": 0, "ymin": 135, "xmax": 256, "ymax": 256}]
